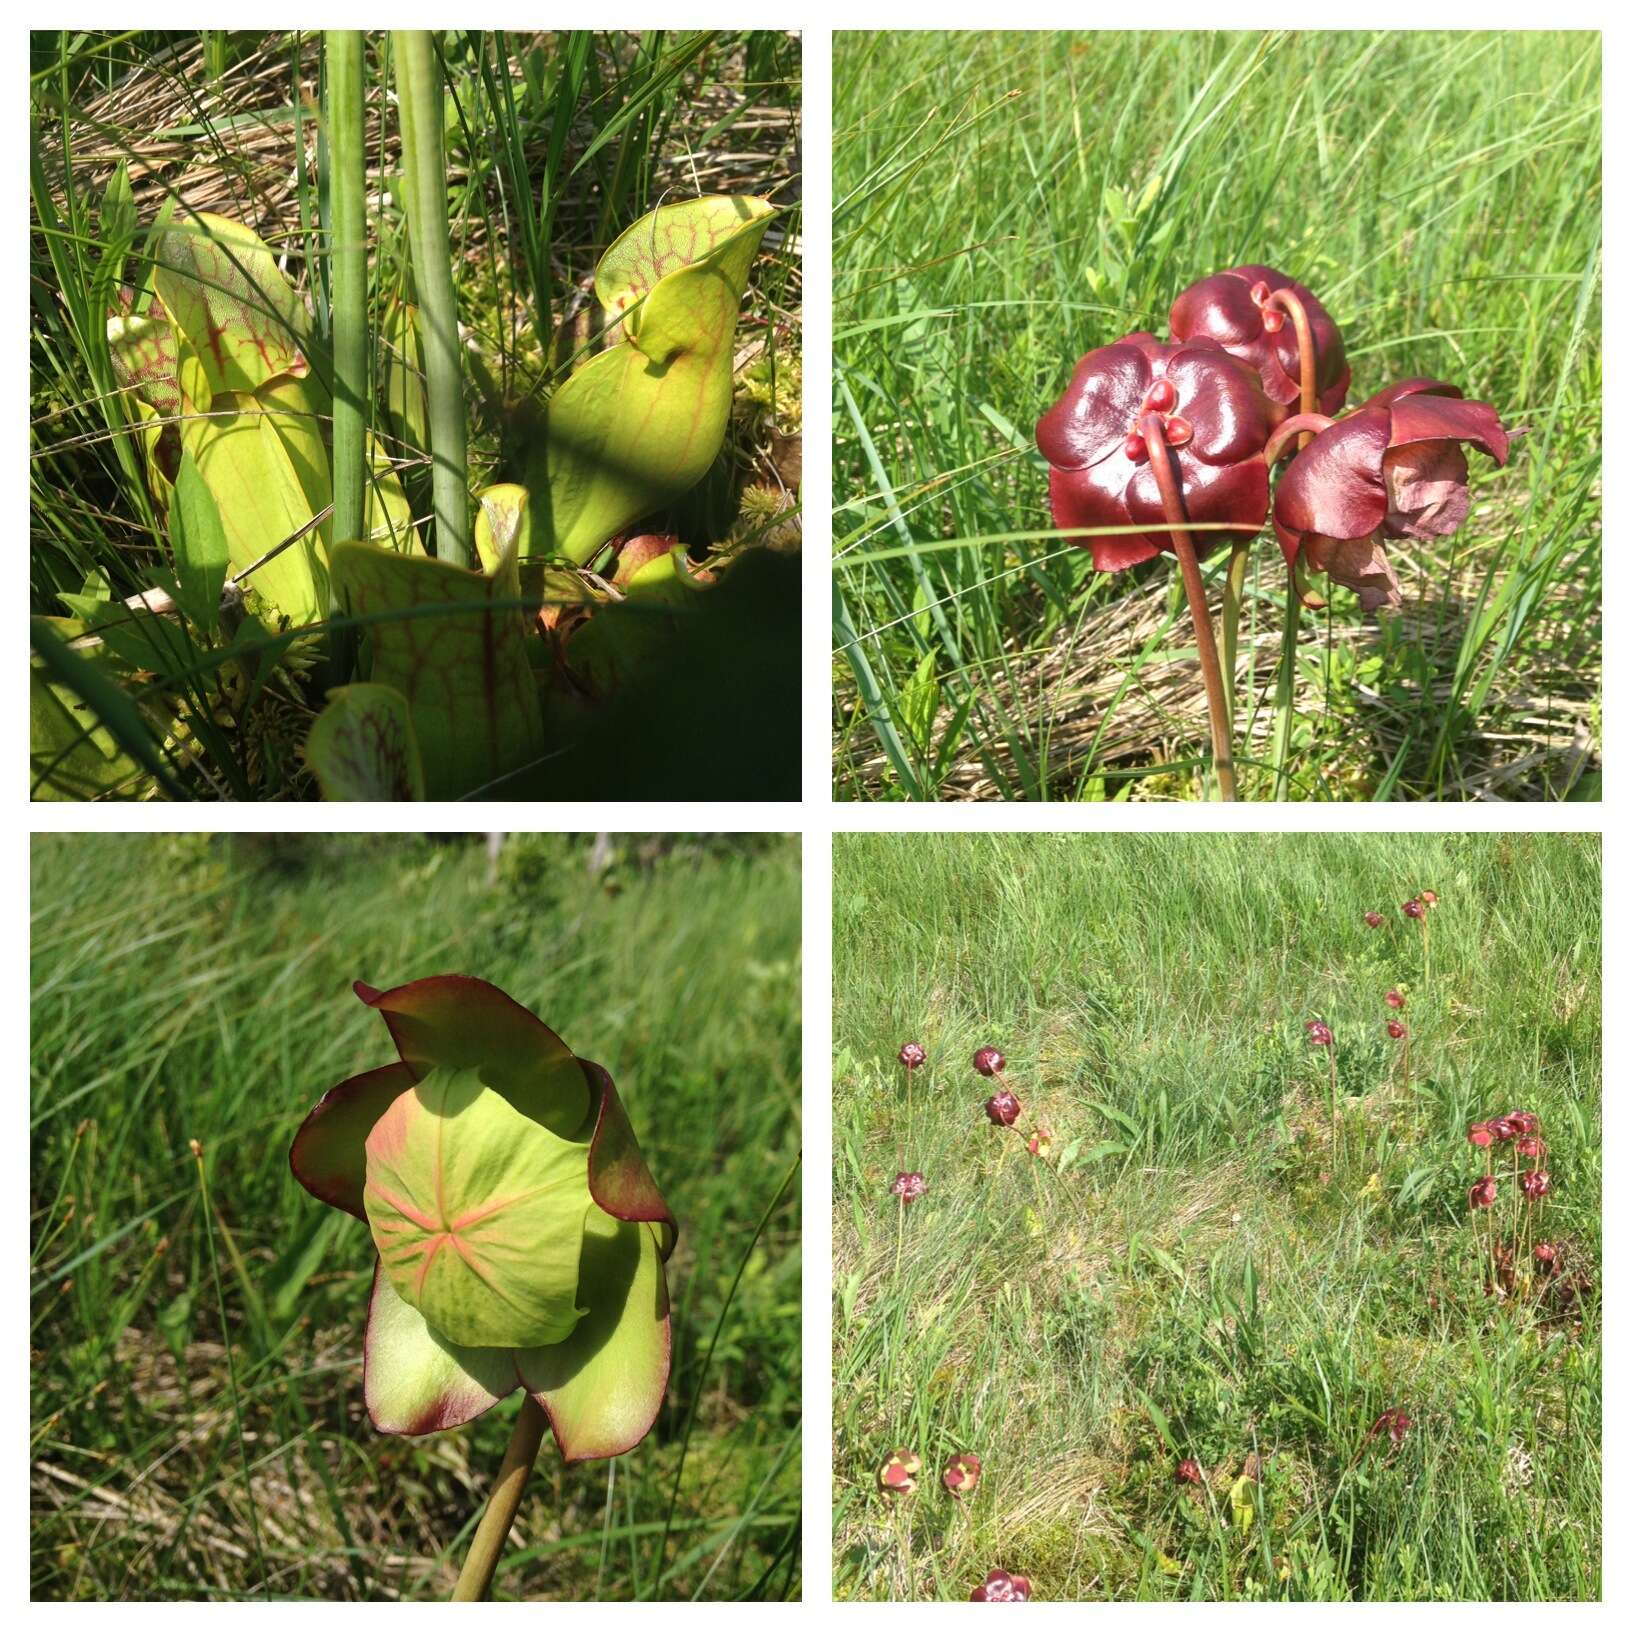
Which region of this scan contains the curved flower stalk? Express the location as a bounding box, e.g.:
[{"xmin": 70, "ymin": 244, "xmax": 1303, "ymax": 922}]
[
  {"xmin": 522, "ymin": 195, "xmax": 778, "ymax": 563},
  {"xmin": 1038, "ymin": 331, "xmax": 1273, "ymax": 799},
  {"xmin": 1272, "ymin": 382, "xmax": 1510, "ymax": 612},
  {"xmin": 289, "ymin": 974, "xmax": 675, "ymax": 1596}
]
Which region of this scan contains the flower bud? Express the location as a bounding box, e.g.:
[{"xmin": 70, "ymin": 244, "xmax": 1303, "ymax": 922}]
[
  {"xmin": 1470, "ymin": 1174, "xmax": 1498, "ymax": 1209},
  {"xmin": 1402, "ymin": 898, "xmax": 1425, "ymax": 920},
  {"xmin": 1520, "ymin": 1169, "xmax": 1551, "ymax": 1201},
  {"xmin": 985, "ymin": 1091, "xmax": 1021, "ymax": 1127},
  {"xmin": 1175, "ymin": 1458, "xmax": 1203, "ymax": 1485},
  {"xmin": 973, "ymin": 1047, "xmax": 1006, "ymax": 1077},
  {"xmin": 1387, "ymin": 1020, "xmax": 1406, "ymax": 1041}
]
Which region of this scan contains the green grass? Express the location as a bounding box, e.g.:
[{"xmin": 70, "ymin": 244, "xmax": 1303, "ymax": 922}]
[
  {"xmin": 31, "ymin": 832, "xmax": 801, "ymax": 1600},
  {"xmin": 30, "ymin": 30, "xmax": 802, "ymax": 800},
  {"xmin": 833, "ymin": 832, "xmax": 1599, "ymax": 1600},
  {"xmin": 832, "ymin": 31, "xmax": 1601, "ymax": 801}
]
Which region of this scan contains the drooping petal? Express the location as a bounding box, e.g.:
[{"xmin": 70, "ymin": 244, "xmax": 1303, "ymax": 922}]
[
  {"xmin": 1273, "ymin": 406, "xmax": 1392, "ymax": 562},
  {"xmin": 1303, "ymin": 532, "xmax": 1403, "ymax": 612},
  {"xmin": 1034, "ymin": 337, "xmax": 1156, "ymax": 471},
  {"xmin": 363, "ymin": 1065, "xmax": 592, "ymax": 1349},
  {"xmin": 582, "ymin": 1059, "xmax": 677, "ymax": 1257},
  {"xmin": 1382, "ymin": 441, "xmax": 1471, "ymax": 539},
  {"xmin": 1047, "ymin": 462, "xmax": 1165, "ymax": 570},
  {"xmin": 289, "ymin": 1061, "xmax": 416, "ymax": 1219},
  {"xmin": 1385, "ymin": 392, "xmax": 1509, "ymax": 465},
  {"xmin": 355, "ymin": 975, "xmax": 589, "ymax": 1135},
  {"xmin": 516, "ymin": 1211, "xmax": 672, "ymax": 1462},
  {"xmin": 363, "ymin": 1261, "xmax": 519, "ymax": 1436},
  {"xmin": 1359, "ymin": 378, "xmax": 1463, "ymax": 412}
]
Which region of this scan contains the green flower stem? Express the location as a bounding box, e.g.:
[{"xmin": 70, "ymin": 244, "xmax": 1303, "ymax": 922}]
[
  {"xmin": 1328, "ymin": 1047, "xmax": 1340, "ymax": 1168},
  {"xmin": 452, "ymin": 1394, "xmax": 548, "ymax": 1601},
  {"xmin": 325, "ymin": 32, "xmax": 366, "ymax": 550},
  {"xmin": 393, "ymin": 30, "xmax": 472, "ymax": 569},
  {"xmin": 1141, "ymin": 411, "xmax": 1236, "ymax": 801}
]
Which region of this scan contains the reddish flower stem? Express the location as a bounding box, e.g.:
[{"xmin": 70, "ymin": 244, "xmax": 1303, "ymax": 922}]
[
  {"xmin": 1263, "ymin": 413, "xmax": 1337, "ymax": 469},
  {"xmin": 1140, "ymin": 411, "xmax": 1236, "ymax": 801},
  {"xmin": 1266, "ymin": 288, "xmax": 1318, "ymax": 429}
]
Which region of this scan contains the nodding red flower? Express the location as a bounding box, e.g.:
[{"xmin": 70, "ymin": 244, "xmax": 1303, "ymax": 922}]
[
  {"xmin": 1385, "ymin": 990, "xmax": 1406, "ymax": 1010},
  {"xmin": 1369, "ymin": 1406, "xmax": 1412, "ymax": 1446},
  {"xmin": 878, "ymin": 1448, "xmax": 920, "ymax": 1494},
  {"xmin": 1364, "ymin": 911, "xmax": 1384, "ymax": 928},
  {"xmin": 1175, "ymin": 1458, "xmax": 1204, "ymax": 1486},
  {"xmin": 1387, "ymin": 1020, "xmax": 1407, "ymax": 1041},
  {"xmin": 1520, "ymin": 1169, "xmax": 1552, "ymax": 1201},
  {"xmin": 943, "ymin": 1453, "xmax": 983, "ymax": 1496},
  {"xmin": 898, "ymin": 1042, "xmax": 926, "ymax": 1070},
  {"xmin": 1469, "ymin": 1174, "xmax": 1499, "ymax": 1209},
  {"xmin": 973, "ymin": 1047, "xmax": 1007, "ymax": 1078},
  {"xmin": 890, "ymin": 1171, "xmax": 928, "ymax": 1204},
  {"xmin": 1402, "ymin": 897, "xmax": 1426, "ymax": 920},
  {"xmin": 1420, "ymin": 890, "xmax": 1439, "ymax": 908},
  {"xmin": 1468, "ymin": 1121, "xmax": 1494, "ymax": 1149},
  {"xmin": 1507, "ymin": 1111, "xmax": 1540, "ymax": 1137},
  {"xmin": 1027, "ymin": 1127, "xmax": 1054, "ymax": 1158},
  {"xmin": 1488, "ymin": 1116, "xmax": 1519, "ymax": 1143},
  {"xmin": 1036, "ymin": 332, "xmax": 1273, "ymax": 572},
  {"xmin": 985, "ymin": 1091, "xmax": 1022, "ymax": 1128},
  {"xmin": 1168, "ymin": 265, "xmax": 1351, "ymax": 420},
  {"xmin": 970, "ymin": 1569, "xmax": 1032, "ymax": 1603},
  {"xmin": 1534, "ymin": 1241, "xmax": 1560, "ymax": 1270},
  {"xmin": 1306, "ymin": 1020, "xmax": 1334, "ymax": 1048},
  {"xmin": 1515, "ymin": 1135, "xmax": 1546, "ymax": 1162},
  {"xmin": 1273, "ymin": 381, "xmax": 1510, "ymax": 612}
]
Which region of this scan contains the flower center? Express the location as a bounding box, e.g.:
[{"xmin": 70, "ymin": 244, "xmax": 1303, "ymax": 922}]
[{"xmin": 1123, "ymin": 379, "xmax": 1193, "ymax": 462}]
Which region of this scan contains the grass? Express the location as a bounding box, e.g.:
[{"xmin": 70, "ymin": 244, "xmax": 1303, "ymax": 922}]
[
  {"xmin": 30, "ymin": 832, "xmax": 801, "ymax": 1600},
  {"xmin": 833, "ymin": 832, "xmax": 1600, "ymax": 1600},
  {"xmin": 832, "ymin": 31, "xmax": 1601, "ymax": 800},
  {"xmin": 30, "ymin": 31, "xmax": 802, "ymax": 800}
]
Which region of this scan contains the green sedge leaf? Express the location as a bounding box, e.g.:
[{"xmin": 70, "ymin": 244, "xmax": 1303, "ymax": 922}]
[{"xmin": 362, "ymin": 1066, "xmax": 591, "ymax": 1349}]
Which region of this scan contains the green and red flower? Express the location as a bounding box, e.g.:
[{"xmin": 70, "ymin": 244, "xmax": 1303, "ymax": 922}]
[{"xmin": 289, "ymin": 976, "xmax": 675, "ymax": 1459}]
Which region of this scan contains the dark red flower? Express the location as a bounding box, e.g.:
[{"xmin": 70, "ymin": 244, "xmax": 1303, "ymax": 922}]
[
  {"xmin": 1306, "ymin": 1020, "xmax": 1333, "ymax": 1048},
  {"xmin": 878, "ymin": 1448, "xmax": 920, "ymax": 1494},
  {"xmin": 1387, "ymin": 1020, "xmax": 1407, "ymax": 1041},
  {"xmin": 985, "ymin": 1091, "xmax": 1021, "ymax": 1127},
  {"xmin": 1027, "ymin": 1127, "xmax": 1053, "ymax": 1158},
  {"xmin": 1169, "ymin": 265, "xmax": 1350, "ymax": 420},
  {"xmin": 971, "ymin": 1569, "xmax": 1031, "ymax": 1603},
  {"xmin": 1037, "ymin": 332, "xmax": 1273, "ymax": 572},
  {"xmin": 1520, "ymin": 1169, "xmax": 1551, "ymax": 1201},
  {"xmin": 1385, "ymin": 990, "xmax": 1406, "ymax": 1010},
  {"xmin": 1467, "ymin": 1121, "xmax": 1494, "ymax": 1148},
  {"xmin": 890, "ymin": 1171, "xmax": 928, "ymax": 1204},
  {"xmin": 1402, "ymin": 898, "xmax": 1425, "ymax": 920},
  {"xmin": 1364, "ymin": 911, "xmax": 1384, "ymax": 928},
  {"xmin": 898, "ymin": 1041, "xmax": 926, "ymax": 1070},
  {"xmin": 1175, "ymin": 1457, "xmax": 1203, "ymax": 1485},
  {"xmin": 1273, "ymin": 381, "xmax": 1509, "ymax": 612},
  {"xmin": 1507, "ymin": 1111, "xmax": 1540, "ymax": 1137},
  {"xmin": 1488, "ymin": 1116, "xmax": 1519, "ymax": 1143},
  {"xmin": 973, "ymin": 1047, "xmax": 1006, "ymax": 1078},
  {"xmin": 1369, "ymin": 1406, "xmax": 1412, "ymax": 1446},
  {"xmin": 1534, "ymin": 1241, "xmax": 1559, "ymax": 1270},
  {"xmin": 1420, "ymin": 890, "xmax": 1439, "ymax": 908},
  {"xmin": 1515, "ymin": 1135, "xmax": 1546, "ymax": 1161},
  {"xmin": 1469, "ymin": 1174, "xmax": 1499, "ymax": 1208},
  {"xmin": 943, "ymin": 1452, "xmax": 982, "ymax": 1495}
]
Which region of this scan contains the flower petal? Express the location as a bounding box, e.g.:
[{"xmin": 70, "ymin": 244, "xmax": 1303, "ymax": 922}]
[
  {"xmin": 1386, "ymin": 393, "xmax": 1509, "ymax": 465},
  {"xmin": 582, "ymin": 1059, "xmax": 677, "ymax": 1257},
  {"xmin": 1122, "ymin": 451, "xmax": 1269, "ymax": 553},
  {"xmin": 516, "ymin": 1211, "xmax": 671, "ymax": 1462},
  {"xmin": 1047, "ymin": 461, "xmax": 1164, "ymax": 570},
  {"xmin": 290, "ymin": 1061, "xmax": 416, "ymax": 1219},
  {"xmin": 362, "ymin": 1260, "xmax": 519, "ymax": 1436},
  {"xmin": 1035, "ymin": 336, "xmax": 1156, "ymax": 471},
  {"xmin": 1164, "ymin": 346, "xmax": 1275, "ymax": 465},
  {"xmin": 1304, "ymin": 532, "xmax": 1403, "ymax": 612},
  {"xmin": 1273, "ymin": 407, "xmax": 1391, "ymax": 548},
  {"xmin": 1382, "ymin": 441, "xmax": 1470, "ymax": 539},
  {"xmin": 355, "ymin": 975, "xmax": 589, "ymax": 1136}
]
